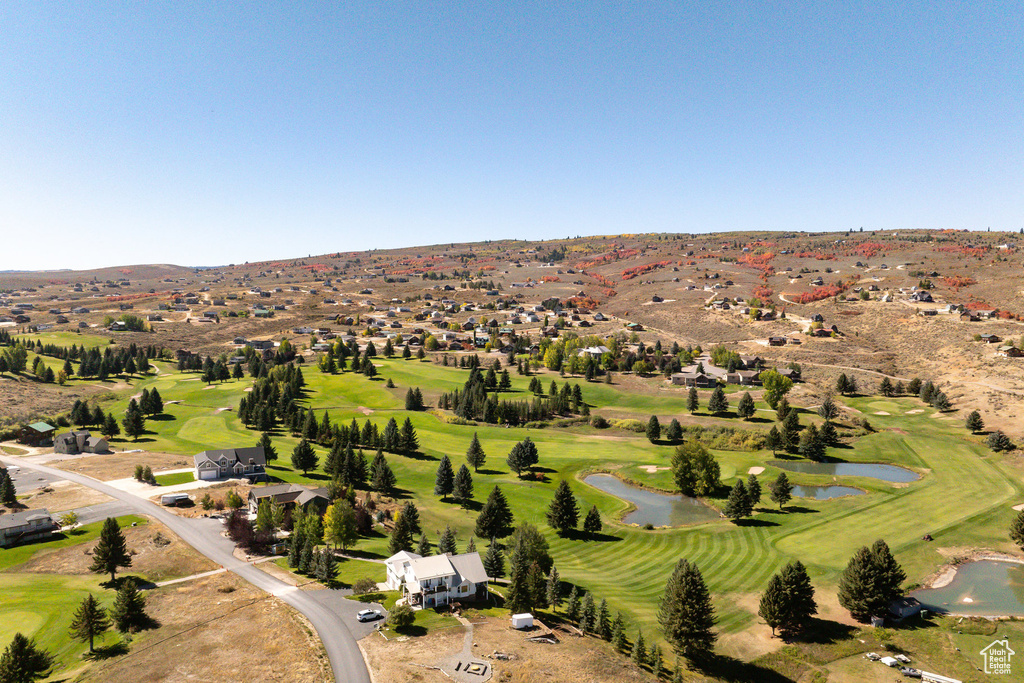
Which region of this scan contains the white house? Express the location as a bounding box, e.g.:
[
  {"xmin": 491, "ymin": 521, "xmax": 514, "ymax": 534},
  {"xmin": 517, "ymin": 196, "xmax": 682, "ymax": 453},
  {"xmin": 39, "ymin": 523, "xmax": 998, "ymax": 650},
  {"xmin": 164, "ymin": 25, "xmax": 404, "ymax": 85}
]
[{"xmin": 384, "ymin": 551, "xmax": 489, "ymax": 609}]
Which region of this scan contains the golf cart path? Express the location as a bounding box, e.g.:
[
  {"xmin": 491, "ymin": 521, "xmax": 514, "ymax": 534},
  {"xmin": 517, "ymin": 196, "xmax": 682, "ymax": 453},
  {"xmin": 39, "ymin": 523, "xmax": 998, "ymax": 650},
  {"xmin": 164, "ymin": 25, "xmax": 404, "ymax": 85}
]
[{"xmin": 0, "ymin": 454, "xmax": 374, "ymax": 683}]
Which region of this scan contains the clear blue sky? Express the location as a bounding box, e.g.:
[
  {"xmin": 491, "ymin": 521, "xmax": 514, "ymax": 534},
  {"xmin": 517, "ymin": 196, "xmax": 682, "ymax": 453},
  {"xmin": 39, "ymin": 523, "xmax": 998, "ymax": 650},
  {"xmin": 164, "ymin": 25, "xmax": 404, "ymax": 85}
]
[{"xmin": 1, "ymin": 2, "xmax": 1021, "ymax": 270}]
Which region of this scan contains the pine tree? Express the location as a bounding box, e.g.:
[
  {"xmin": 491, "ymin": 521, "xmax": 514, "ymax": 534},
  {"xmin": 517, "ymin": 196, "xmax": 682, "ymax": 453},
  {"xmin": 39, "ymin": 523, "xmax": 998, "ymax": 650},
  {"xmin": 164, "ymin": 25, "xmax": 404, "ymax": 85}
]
[
  {"xmin": 723, "ymin": 479, "xmax": 752, "ymax": 522},
  {"xmin": 737, "ymin": 392, "xmax": 756, "ymax": 420},
  {"xmin": 798, "ymin": 423, "xmax": 824, "ymax": 461},
  {"xmin": 505, "ymin": 534, "xmax": 532, "ymax": 614},
  {"xmin": 482, "ymin": 539, "xmax": 505, "ymax": 579},
  {"xmin": 597, "ymin": 598, "xmax": 611, "ymax": 640},
  {"xmin": 370, "ymin": 451, "xmax": 396, "ymax": 493},
  {"xmin": 747, "ymin": 474, "xmax": 762, "ymax": 508},
  {"xmin": 707, "ymin": 387, "xmax": 728, "ymax": 415},
  {"xmin": 434, "ymin": 455, "xmax": 455, "ymax": 501},
  {"xmin": 388, "ymin": 512, "xmax": 415, "ymax": 555},
  {"xmin": 778, "ymin": 560, "xmax": 817, "ymax": 634},
  {"xmin": 466, "ymin": 432, "xmax": 486, "ymax": 472},
  {"xmin": 399, "ymin": 501, "xmax": 422, "ymax": 536},
  {"xmin": 687, "ymin": 387, "xmax": 699, "ymax": 413},
  {"xmin": 565, "ymin": 585, "xmax": 581, "ymax": 623},
  {"xmin": 879, "ymin": 376, "xmax": 894, "ymax": 397},
  {"xmin": 416, "ymin": 533, "xmax": 432, "ymax": 557},
  {"xmin": 631, "ymin": 629, "xmax": 647, "ymax": 666},
  {"xmin": 291, "ymin": 438, "xmax": 319, "ymax": 475},
  {"xmin": 658, "ymin": 558, "xmax": 717, "ymax": 662},
  {"xmin": 665, "ymin": 418, "xmax": 683, "ymax": 443},
  {"xmin": 611, "ymin": 612, "xmax": 626, "ymax": 650},
  {"xmin": 109, "ymin": 578, "xmax": 149, "ymax": 634},
  {"xmin": 399, "ymin": 417, "xmax": 418, "ymax": 453},
  {"xmin": 466, "ymin": 536, "xmax": 476, "ymax": 553},
  {"xmin": 316, "ymin": 548, "xmax": 338, "ymax": 586},
  {"xmin": 580, "ymin": 592, "xmax": 595, "ymax": 634},
  {"xmin": 0, "ymin": 473, "xmax": 16, "ymax": 507},
  {"xmin": 122, "ymin": 398, "xmax": 145, "ymax": 441},
  {"xmin": 475, "ymin": 485, "xmax": 514, "ymax": 539},
  {"xmin": 838, "ymin": 540, "xmax": 905, "ymax": 622},
  {"xmin": 546, "ymin": 480, "xmax": 579, "ymax": 535},
  {"xmin": 545, "ymin": 566, "xmax": 562, "ymax": 611},
  {"xmin": 758, "ymin": 573, "xmax": 787, "ymax": 637},
  {"xmin": 583, "ymin": 505, "xmax": 602, "ymax": 537},
  {"xmin": 769, "ymin": 472, "xmax": 793, "ymax": 510},
  {"xmin": 0, "ymin": 633, "xmax": 53, "ymax": 683},
  {"xmin": 765, "ymin": 426, "xmax": 782, "ymax": 455},
  {"xmin": 965, "ymin": 410, "xmax": 984, "ymax": 433},
  {"xmin": 646, "ymin": 415, "xmax": 661, "ymax": 442},
  {"xmin": 987, "ymin": 430, "xmax": 1014, "ymax": 452},
  {"xmin": 649, "ymin": 645, "xmax": 663, "ymax": 678},
  {"xmin": 68, "ymin": 593, "xmax": 110, "ymax": 652},
  {"xmin": 775, "ymin": 396, "xmax": 791, "ymax": 421},
  {"xmin": 452, "ymin": 464, "xmax": 474, "ymax": 504},
  {"xmin": 90, "ymin": 517, "xmax": 132, "ymax": 582},
  {"xmin": 1011, "ymin": 510, "xmax": 1024, "ymax": 551},
  {"xmin": 288, "ymin": 537, "xmax": 302, "ymax": 568},
  {"xmin": 438, "ymin": 525, "xmax": 457, "ymax": 555}
]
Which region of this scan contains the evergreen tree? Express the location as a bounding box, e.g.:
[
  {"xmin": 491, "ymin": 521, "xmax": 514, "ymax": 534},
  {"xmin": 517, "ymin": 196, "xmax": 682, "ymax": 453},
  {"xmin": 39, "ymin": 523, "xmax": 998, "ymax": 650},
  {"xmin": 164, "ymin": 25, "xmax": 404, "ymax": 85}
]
[
  {"xmin": 723, "ymin": 479, "xmax": 752, "ymax": 522},
  {"xmin": 817, "ymin": 395, "xmax": 840, "ymax": 423},
  {"xmin": 545, "ymin": 566, "xmax": 562, "ymax": 611},
  {"xmin": 775, "ymin": 396, "xmax": 791, "ymax": 421},
  {"xmin": 100, "ymin": 413, "xmax": 120, "ymax": 440},
  {"xmin": 505, "ymin": 534, "xmax": 533, "ymax": 614},
  {"xmin": 399, "ymin": 418, "xmax": 419, "ymax": 453},
  {"xmin": 68, "ymin": 593, "xmax": 110, "ymax": 652},
  {"xmin": 736, "ymin": 392, "xmax": 756, "ymax": 420},
  {"xmin": 611, "ymin": 612, "xmax": 627, "ymax": 650},
  {"xmin": 580, "ymin": 591, "xmax": 595, "ymax": 634},
  {"xmin": 1011, "ymin": 510, "xmax": 1024, "ymax": 552},
  {"xmin": 482, "ymin": 539, "xmax": 505, "ymax": 579},
  {"xmin": 965, "ymin": 410, "xmax": 984, "ymax": 433},
  {"xmin": 758, "ymin": 573, "xmax": 787, "ymax": 637},
  {"xmin": 388, "ymin": 512, "xmax": 414, "ymax": 555},
  {"xmin": 765, "ymin": 426, "xmax": 782, "ymax": 455},
  {"xmin": 0, "ymin": 633, "xmax": 52, "ymax": 683},
  {"xmin": 879, "ymin": 376, "xmax": 894, "ymax": 396},
  {"xmin": 631, "ymin": 629, "xmax": 647, "ymax": 666},
  {"xmin": 416, "ymin": 533, "xmax": 432, "ymax": 557},
  {"xmin": 438, "ymin": 525, "xmax": 457, "ymax": 555},
  {"xmin": 298, "ymin": 542, "xmax": 314, "ymax": 573},
  {"xmin": 434, "ymin": 455, "xmax": 455, "ymax": 501},
  {"xmin": 0, "ymin": 474, "xmax": 16, "ymax": 507},
  {"xmin": 465, "ymin": 432, "xmax": 486, "ymax": 472},
  {"xmin": 646, "ymin": 415, "xmax": 661, "ymax": 442},
  {"xmin": 838, "ymin": 539, "xmax": 906, "ymax": 622},
  {"xmin": 399, "ymin": 501, "xmax": 422, "ymax": 536},
  {"xmin": 658, "ymin": 558, "xmax": 717, "ymax": 662},
  {"xmin": 288, "ymin": 536, "xmax": 302, "ymax": 568},
  {"xmin": 475, "ymin": 485, "xmax": 514, "ymax": 539},
  {"xmin": 90, "ymin": 517, "xmax": 132, "ymax": 582},
  {"xmin": 370, "ymin": 451, "xmax": 397, "ymax": 493},
  {"xmin": 687, "ymin": 387, "xmax": 699, "ymax": 413},
  {"xmin": 747, "ymin": 474, "xmax": 762, "ymax": 508},
  {"xmin": 452, "ymin": 464, "xmax": 474, "ymax": 504},
  {"xmin": 122, "ymin": 398, "xmax": 145, "ymax": 441},
  {"xmin": 109, "ymin": 578, "xmax": 149, "ymax": 634},
  {"xmin": 707, "ymin": 387, "xmax": 728, "ymax": 415},
  {"xmin": 649, "ymin": 645, "xmax": 663, "ymax": 678},
  {"xmin": 465, "ymin": 536, "xmax": 476, "ymax": 553},
  {"xmin": 583, "ymin": 505, "xmax": 602, "ymax": 537},
  {"xmin": 798, "ymin": 423, "xmax": 824, "ymax": 461},
  {"xmin": 291, "ymin": 438, "xmax": 319, "ymax": 475},
  {"xmin": 665, "ymin": 418, "xmax": 683, "ymax": 443},
  {"xmin": 315, "ymin": 548, "xmax": 338, "ymax": 586},
  {"xmin": 987, "ymin": 430, "xmax": 1014, "ymax": 452},
  {"xmin": 769, "ymin": 472, "xmax": 793, "ymax": 510},
  {"xmin": 778, "ymin": 560, "xmax": 817, "ymax": 634},
  {"xmin": 565, "ymin": 585, "xmax": 581, "ymax": 623},
  {"xmin": 546, "ymin": 479, "xmax": 580, "ymax": 535},
  {"xmin": 835, "ymin": 373, "xmax": 850, "ymax": 395},
  {"xmin": 819, "ymin": 420, "xmax": 838, "ymax": 447}
]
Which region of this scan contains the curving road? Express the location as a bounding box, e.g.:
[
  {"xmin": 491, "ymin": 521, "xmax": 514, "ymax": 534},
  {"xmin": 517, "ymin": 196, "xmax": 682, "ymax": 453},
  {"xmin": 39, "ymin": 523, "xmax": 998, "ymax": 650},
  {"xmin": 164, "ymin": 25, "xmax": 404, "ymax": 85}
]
[{"xmin": 0, "ymin": 454, "xmax": 373, "ymax": 683}]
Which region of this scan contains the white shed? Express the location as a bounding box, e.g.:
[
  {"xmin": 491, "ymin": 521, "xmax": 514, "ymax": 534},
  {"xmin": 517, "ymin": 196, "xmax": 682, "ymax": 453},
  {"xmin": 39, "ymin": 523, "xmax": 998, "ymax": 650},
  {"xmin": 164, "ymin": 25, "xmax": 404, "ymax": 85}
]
[
  {"xmin": 160, "ymin": 493, "xmax": 191, "ymax": 506},
  {"xmin": 879, "ymin": 656, "xmax": 898, "ymax": 667},
  {"xmin": 511, "ymin": 613, "xmax": 533, "ymax": 629}
]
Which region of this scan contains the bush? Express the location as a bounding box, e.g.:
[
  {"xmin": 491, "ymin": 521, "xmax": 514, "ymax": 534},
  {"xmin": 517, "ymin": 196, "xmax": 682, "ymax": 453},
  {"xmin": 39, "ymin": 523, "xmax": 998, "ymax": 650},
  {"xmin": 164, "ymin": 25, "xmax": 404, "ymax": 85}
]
[
  {"xmin": 388, "ymin": 603, "xmax": 415, "ymax": 629},
  {"xmin": 352, "ymin": 578, "xmax": 378, "ymax": 595},
  {"xmin": 590, "ymin": 415, "xmax": 609, "ymax": 429},
  {"xmin": 611, "ymin": 419, "xmax": 646, "ymax": 433}
]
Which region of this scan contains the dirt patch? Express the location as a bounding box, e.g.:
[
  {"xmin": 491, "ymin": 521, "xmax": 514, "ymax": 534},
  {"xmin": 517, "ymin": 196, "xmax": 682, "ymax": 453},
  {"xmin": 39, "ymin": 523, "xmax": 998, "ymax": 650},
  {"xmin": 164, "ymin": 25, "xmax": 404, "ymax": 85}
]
[
  {"xmin": 161, "ymin": 482, "xmax": 253, "ymax": 517},
  {"xmin": 17, "ymin": 481, "xmax": 113, "ymax": 512},
  {"xmin": 358, "ymin": 406, "xmax": 374, "ymax": 415},
  {"xmin": 17, "ymin": 520, "xmax": 217, "ymax": 582},
  {"xmin": 53, "ymin": 451, "xmax": 191, "ymax": 481},
  {"xmin": 77, "ymin": 572, "xmax": 331, "ymax": 683},
  {"xmin": 362, "ymin": 614, "xmax": 657, "ymax": 683}
]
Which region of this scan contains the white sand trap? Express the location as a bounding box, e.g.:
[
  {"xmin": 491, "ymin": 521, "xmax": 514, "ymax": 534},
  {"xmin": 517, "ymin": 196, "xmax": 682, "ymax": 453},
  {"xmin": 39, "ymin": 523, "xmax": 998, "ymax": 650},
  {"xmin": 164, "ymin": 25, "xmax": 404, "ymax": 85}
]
[
  {"xmin": 215, "ymin": 407, "xmax": 232, "ymax": 413},
  {"xmin": 962, "ymin": 597, "xmax": 974, "ymax": 603},
  {"xmin": 874, "ymin": 411, "xmax": 890, "ymax": 415},
  {"xmin": 202, "ymin": 385, "xmax": 216, "ymax": 390},
  {"xmin": 358, "ymin": 406, "xmax": 374, "ymax": 415},
  {"xmin": 1013, "ymin": 503, "xmax": 1024, "ymax": 511},
  {"xmin": 243, "ymin": 387, "xmax": 253, "ymax": 392},
  {"xmin": 639, "ymin": 465, "xmax": 670, "ymax": 473},
  {"xmin": 906, "ymin": 409, "xmax": 924, "ymax": 414},
  {"xmin": 748, "ymin": 466, "xmax": 765, "ymax": 475}
]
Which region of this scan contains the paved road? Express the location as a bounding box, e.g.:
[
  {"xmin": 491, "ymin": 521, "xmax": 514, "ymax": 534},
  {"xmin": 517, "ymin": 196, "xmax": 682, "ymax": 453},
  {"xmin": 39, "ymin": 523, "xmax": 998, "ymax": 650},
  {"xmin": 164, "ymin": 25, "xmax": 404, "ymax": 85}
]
[
  {"xmin": 0, "ymin": 455, "xmax": 373, "ymax": 683},
  {"xmin": 71, "ymin": 500, "xmax": 136, "ymax": 525}
]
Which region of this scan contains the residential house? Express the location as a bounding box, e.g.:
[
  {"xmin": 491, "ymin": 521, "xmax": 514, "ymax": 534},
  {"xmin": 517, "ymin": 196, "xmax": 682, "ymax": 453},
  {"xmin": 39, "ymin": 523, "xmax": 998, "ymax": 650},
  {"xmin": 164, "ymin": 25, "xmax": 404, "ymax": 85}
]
[
  {"xmin": 980, "ymin": 334, "xmax": 1002, "ymax": 344},
  {"xmin": 384, "ymin": 551, "xmax": 489, "ymax": 609},
  {"xmin": 193, "ymin": 446, "xmax": 267, "ymax": 481},
  {"xmin": 53, "ymin": 430, "xmax": 108, "ymax": 455},
  {"xmin": 247, "ymin": 484, "xmax": 330, "ymax": 515},
  {"xmin": 768, "ymin": 337, "xmax": 787, "ymax": 347},
  {"xmin": 998, "ymin": 345, "xmax": 1023, "ymax": 358},
  {"xmin": 670, "ymin": 372, "xmax": 717, "ymax": 388},
  {"xmin": 18, "ymin": 422, "xmax": 55, "ymax": 446},
  {"xmin": 0, "ymin": 509, "xmax": 59, "ymax": 548}
]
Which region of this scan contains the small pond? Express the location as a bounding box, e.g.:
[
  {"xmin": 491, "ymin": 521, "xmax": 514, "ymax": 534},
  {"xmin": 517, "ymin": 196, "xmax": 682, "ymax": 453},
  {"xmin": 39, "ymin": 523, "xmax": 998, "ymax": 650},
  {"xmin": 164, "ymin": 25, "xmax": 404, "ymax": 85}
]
[
  {"xmin": 791, "ymin": 484, "xmax": 865, "ymax": 500},
  {"xmin": 912, "ymin": 560, "xmax": 1024, "ymax": 616},
  {"xmin": 583, "ymin": 473, "xmax": 721, "ymax": 527},
  {"xmin": 769, "ymin": 460, "xmax": 919, "ymax": 483}
]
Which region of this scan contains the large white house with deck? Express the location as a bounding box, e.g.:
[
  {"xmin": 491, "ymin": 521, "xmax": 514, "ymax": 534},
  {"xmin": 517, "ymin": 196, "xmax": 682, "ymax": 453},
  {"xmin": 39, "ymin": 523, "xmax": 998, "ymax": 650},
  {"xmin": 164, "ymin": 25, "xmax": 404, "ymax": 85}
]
[{"xmin": 385, "ymin": 551, "xmax": 489, "ymax": 609}]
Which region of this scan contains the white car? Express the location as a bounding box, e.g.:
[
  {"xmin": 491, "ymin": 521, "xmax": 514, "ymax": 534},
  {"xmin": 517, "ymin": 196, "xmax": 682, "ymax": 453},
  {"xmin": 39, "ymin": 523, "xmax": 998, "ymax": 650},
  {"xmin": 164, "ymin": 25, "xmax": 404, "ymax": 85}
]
[{"xmin": 356, "ymin": 609, "xmax": 382, "ymax": 622}]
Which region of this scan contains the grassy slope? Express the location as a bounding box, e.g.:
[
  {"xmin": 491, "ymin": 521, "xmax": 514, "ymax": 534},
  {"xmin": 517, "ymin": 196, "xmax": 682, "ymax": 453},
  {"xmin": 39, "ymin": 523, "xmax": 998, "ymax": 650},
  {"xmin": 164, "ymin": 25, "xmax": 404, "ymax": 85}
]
[{"xmin": 67, "ymin": 357, "xmax": 1024, "ymax": 659}]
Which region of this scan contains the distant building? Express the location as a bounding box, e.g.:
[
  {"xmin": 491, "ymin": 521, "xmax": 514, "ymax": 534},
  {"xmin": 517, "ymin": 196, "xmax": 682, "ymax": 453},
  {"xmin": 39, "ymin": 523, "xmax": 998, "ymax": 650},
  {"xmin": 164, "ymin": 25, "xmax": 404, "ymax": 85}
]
[
  {"xmin": 0, "ymin": 509, "xmax": 59, "ymax": 548},
  {"xmin": 53, "ymin": 430, "xmax": 108, "ymax": 455}
]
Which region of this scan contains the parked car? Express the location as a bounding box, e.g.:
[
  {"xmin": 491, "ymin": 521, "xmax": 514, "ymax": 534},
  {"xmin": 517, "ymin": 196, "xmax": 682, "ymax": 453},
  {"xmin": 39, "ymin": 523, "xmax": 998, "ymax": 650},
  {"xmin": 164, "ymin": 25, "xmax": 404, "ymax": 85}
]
[{"xmin": 356, "ymin": 609, "xmax": 382, "ymax": 622}]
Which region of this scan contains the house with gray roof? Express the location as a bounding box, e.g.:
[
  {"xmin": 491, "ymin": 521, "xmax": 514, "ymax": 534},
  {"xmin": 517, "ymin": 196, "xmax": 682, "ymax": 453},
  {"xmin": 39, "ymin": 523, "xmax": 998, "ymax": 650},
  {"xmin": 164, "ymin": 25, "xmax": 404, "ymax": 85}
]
[
  {"xmin": 385, "ymin": 550, "xmax": 489, "ymax": 609},
  {"xmin": 0, "ymin": 509, "xmax": 59, "ymax": 548},
  {"xmin": 247, "ymin": 483, "xmax": 330, "ymax": 515},
  {"xmin": 193, "ymin": 446, "xmax": 266, "ymax": 481},
  {"xmin": 53, "ymin": 430, "xmax": 108, "ymax": 455}
]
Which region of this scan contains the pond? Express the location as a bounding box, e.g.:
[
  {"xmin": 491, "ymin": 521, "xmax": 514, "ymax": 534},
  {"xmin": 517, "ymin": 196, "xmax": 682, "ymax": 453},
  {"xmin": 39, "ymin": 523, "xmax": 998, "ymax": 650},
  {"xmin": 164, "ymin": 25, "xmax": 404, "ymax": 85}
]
[
  {"xmin": 769, "ymin": 460, "xmax": 919, "ymax": 483},
  {"xmin": 583, "ymin": 473, "xmax": 721, "ymax": 527},
  {"xmin": 912, "ymin": 560, "xmax": 1024, "ymax": 616},
  {"xmin": 791, "ymin": 484, "xmax": 865, "ymax": 500}
]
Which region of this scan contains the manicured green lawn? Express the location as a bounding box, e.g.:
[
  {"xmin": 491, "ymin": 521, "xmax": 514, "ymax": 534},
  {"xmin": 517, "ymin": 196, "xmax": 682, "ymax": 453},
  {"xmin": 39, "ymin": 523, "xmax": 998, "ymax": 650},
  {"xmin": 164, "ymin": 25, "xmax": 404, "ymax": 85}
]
[
  {"xmin": 78, "ymin": 357, "xmax": 1024, "ymax": 663},
  {"xmin": 153, "ymin": 471, "xmax": 194, "ymax": 486}
]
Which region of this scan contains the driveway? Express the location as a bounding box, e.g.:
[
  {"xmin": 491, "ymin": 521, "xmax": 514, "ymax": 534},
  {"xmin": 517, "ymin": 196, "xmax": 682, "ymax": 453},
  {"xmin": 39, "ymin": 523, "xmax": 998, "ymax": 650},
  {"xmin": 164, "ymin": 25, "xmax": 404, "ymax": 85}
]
[{"xmin": 0, "ymin": 455, "xmax": 373, "ymax": 683}]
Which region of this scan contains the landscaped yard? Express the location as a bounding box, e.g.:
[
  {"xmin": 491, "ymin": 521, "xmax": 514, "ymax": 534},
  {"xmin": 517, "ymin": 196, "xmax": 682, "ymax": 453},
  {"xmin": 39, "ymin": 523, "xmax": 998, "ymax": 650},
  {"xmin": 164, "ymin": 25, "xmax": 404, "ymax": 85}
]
[{"xmin": 154, "ymin": 470, "xmax": 194, "ymax": 486}]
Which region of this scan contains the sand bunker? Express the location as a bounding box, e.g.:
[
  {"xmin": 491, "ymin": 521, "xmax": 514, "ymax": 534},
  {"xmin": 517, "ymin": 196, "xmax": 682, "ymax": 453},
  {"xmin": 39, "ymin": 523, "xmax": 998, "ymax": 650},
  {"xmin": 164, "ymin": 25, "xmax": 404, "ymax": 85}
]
[
  {"xmin": 748, "ymin": 466, "xmax": 765, "ymax": 475},
  {"xmin": 906, "ymin": 409, "xmax": 924, "ymax": 414},
  {"xmin": 874, "ymin": 411, "xmax": 890, "ymax": 415},
  {"xmin": 639, "ymin": 465, "xmax": 670, "ymax": 473}
]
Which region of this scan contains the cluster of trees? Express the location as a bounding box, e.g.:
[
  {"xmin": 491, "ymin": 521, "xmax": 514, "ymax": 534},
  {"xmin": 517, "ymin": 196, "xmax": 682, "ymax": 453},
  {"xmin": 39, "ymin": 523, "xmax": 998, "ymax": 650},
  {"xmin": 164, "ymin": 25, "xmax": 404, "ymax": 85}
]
[
  {"xmin": 68, "ymin": 576, "xmax": 152, "ymax": 655},
  {"xmin": 0, "ymin": 466, "xmax": 18, "ymax": 506},
  {"xmin": 837, "ymin": 539, "xmax": 906, "ymax": 622},
  {"xmin": 433, "ymin": 455, "xmax": 474, "ymax": 504},
  {"xmin": 671, "ymin": 443, "xmax": 721, "ymax": 497},
  {"xmin": 757, "ymin": 561, "xmax": 818, "ymax": 637},
  {"xmin": 645, "ymin": 415, "xmax": 684, "ymax": 443},
  {"xmin": 236, "ymin": 364, "xmax": 305, "ymax": 432},
  {"xmin": 132, "ymin": 464, "xmax": 156, "ymax": 485},
  {"xmin": 438, "ymin": 367, "xmax": 586, "ymax": 425},
  {"xmin": 878, "ymin": 376, "xmax": 951, "ymax": 411},
  {"xmin": 546, "ymin": 480, "xmax": 602, "ymax": 537},
  {"xmin": 722, "ymin": 474, "xmax": 762, "ymax": 522},
  {"xmin": 963, "ymin": 409, "xmax": 1016, "ymax": 451}
]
